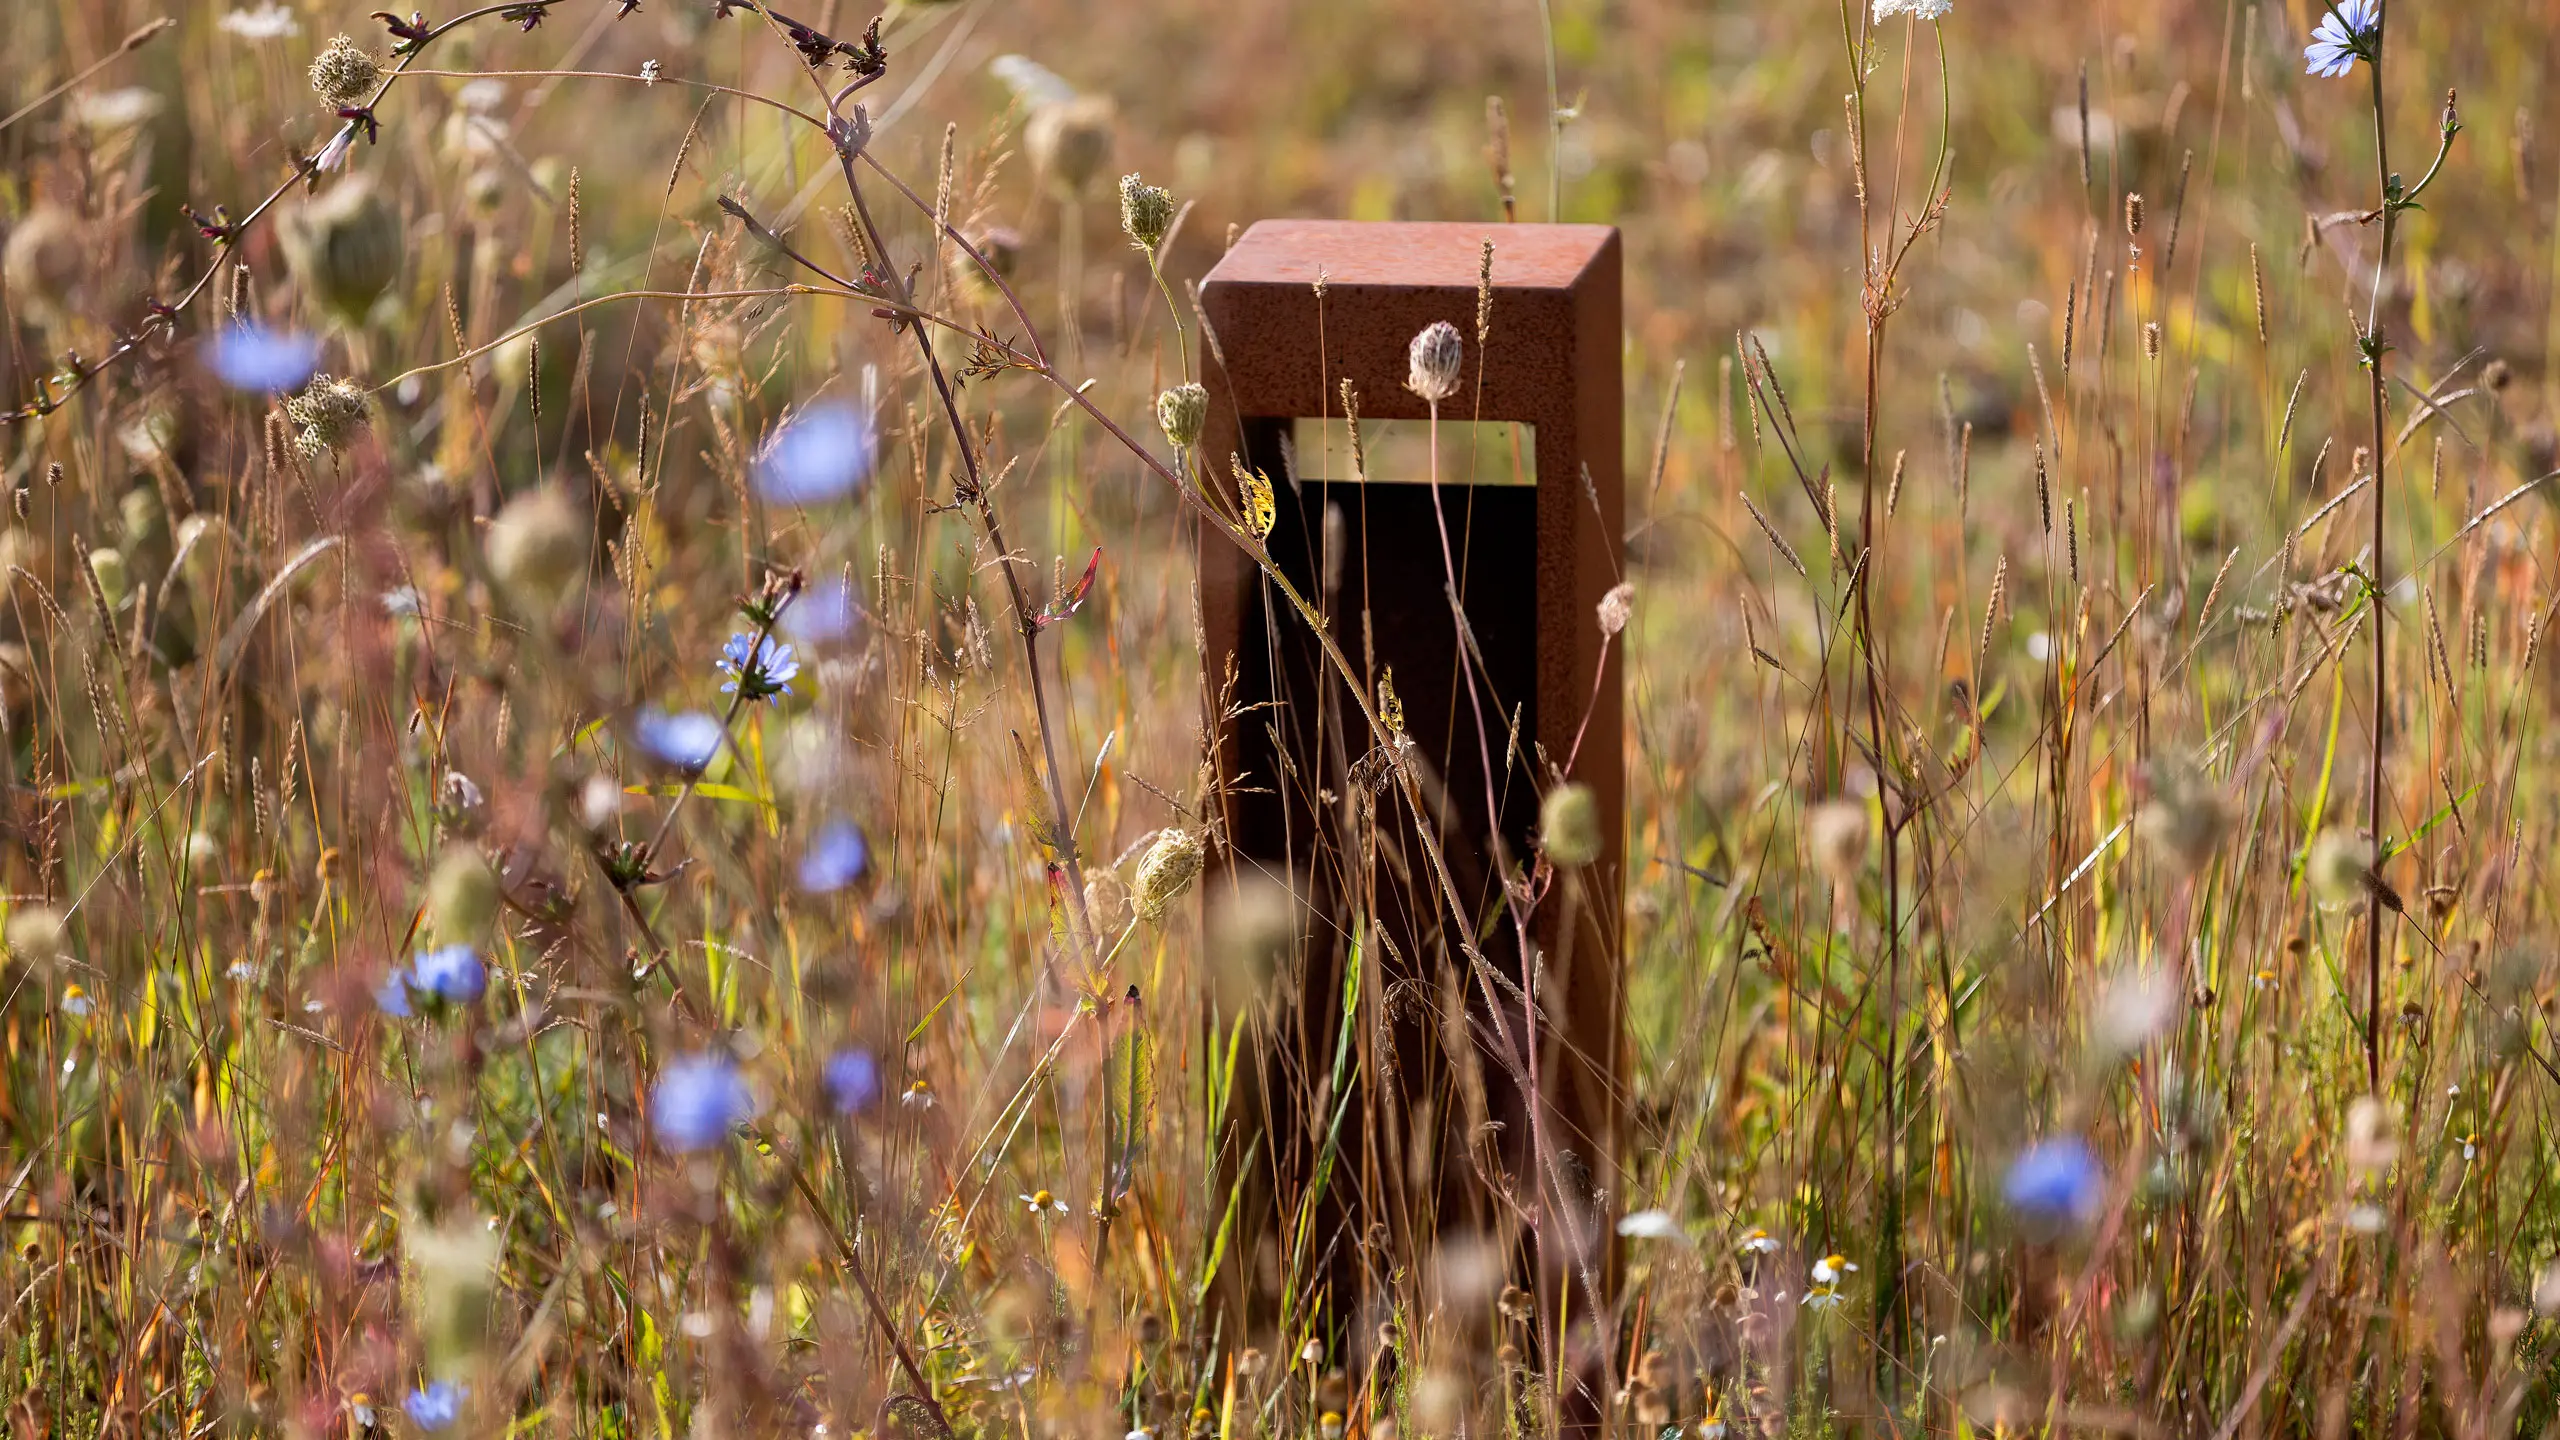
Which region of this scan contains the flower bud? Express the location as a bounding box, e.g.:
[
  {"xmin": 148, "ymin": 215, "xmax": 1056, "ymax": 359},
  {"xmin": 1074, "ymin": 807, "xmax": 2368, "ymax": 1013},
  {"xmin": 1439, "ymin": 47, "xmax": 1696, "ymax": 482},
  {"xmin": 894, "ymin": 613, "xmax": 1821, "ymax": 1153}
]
[
  {"xmin": 484, "ymin": 486, "xmax": 586, "ymax": 613},
  {"xmin": 1119, "ymin": 172, "xmax": 1175, "ymax": 253},
  {"xmin": 282, "ymin": 177, "xmax": 401, "ymax": 323},
  {"xmin": 308, "ymin": 35, "xmax": 383, "ymax": 109},
  {"xmin": 1133, "ymin": 828, "xmax": 1206, "ymax": 923},
  {"xmin": 426, "ymin": 844, "xmax": 501, "ymax": 943},
  {"xmin": 1405, "ymin": 320, "xmax": 1464, "ymax": 404},
  {"xmin": 1540, "ymin": 783, "xmax": 1604, "ymax": 867},
  {"xmin": 1157, "ymin": 383, "xmax": 1207, "ymax": 450}
]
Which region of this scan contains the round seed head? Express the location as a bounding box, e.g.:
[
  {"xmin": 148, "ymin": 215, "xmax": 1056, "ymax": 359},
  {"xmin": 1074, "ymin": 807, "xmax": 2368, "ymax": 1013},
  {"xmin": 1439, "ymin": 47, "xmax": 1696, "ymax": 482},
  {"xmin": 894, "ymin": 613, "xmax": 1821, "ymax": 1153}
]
[
  {"xmin": 1119, "ymin": 172, "xmax": 1175, "ymax": 253},
  {"xmin": 282, "ymin": 177, "xmax": 401, "ymax": 322},
  {"xmin": 284, "ymin": 374, "xmax": 369, "ymax": 457},
  {"xmin": 6, "ymin": 905, "xmax": 65, "ymax": 961},
  {"xmin": 1540, "ymin": 783, "xmax": 1605, "ymax": 867},
  {"xmin": 1025, "ymin": 96, "xmax": 1115, "ymax": 198},
  {"xmin": 1405, "ymin": 320, "xmax": 1464, "ymax": 404},
  {"xmin": 2, "ymin": 206, "xmax": 87, "ymax": 330},
  {"xmin": 484, "ymin": 486, "xmax": 587, "ymax": 612},
  {"xmin": 426, "ymin": 844, "xmax": 500, "ymax": 943},
  {"xmin": 1807, "ymin": 799, "xmax": 1870, "ymax": 885},
  {"xmin": 87, "ymin": 547, "xmax": 131, "ymax": 610},
  {"xmin": 2308, "ymin": 827, "xmax": 2373, "ymax": 906},
  {"xmin": 1133, "ymin": 828, "xmax": 1206, "ymax": 923},
  {"xmin": 309, "ymin": 35, "xmax": 383, "ymax": 109},
  {"xmin": 1157, "ymin": 382, "xmax": 1207, "ymax": 450}
]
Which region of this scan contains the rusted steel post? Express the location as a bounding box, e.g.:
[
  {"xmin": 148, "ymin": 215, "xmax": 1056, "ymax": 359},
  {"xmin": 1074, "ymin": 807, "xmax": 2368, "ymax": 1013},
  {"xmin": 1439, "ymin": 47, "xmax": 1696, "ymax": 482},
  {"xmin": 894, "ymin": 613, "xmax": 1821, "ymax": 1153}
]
[{"xmin": 1196, "ymin": 221, "xmax": 1624, "ymax": 1353}]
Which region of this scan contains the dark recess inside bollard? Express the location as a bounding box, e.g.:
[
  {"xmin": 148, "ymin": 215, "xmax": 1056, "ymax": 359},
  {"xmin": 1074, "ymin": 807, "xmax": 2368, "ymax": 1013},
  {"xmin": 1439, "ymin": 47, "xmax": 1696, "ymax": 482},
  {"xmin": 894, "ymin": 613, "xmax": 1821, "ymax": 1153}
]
[{"xmin": 1196, "ymin": 220, "xmax": 1625, "ymax": 1351}]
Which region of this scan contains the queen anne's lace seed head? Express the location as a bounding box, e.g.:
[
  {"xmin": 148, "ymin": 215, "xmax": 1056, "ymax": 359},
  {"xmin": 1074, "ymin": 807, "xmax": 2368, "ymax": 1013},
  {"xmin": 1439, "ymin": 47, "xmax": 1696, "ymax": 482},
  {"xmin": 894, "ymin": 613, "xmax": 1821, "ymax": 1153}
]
[
  {"xmin": 284, "ymin": 374, "xmax": 368, "ymax": 457},
  {"xmin": 1157, "ymin": 383, "xmax": 1207, "ymax": 450},
  {"xmin": 1871, "ymin": 0, "xmax": 1952, "ymax": 20},
  {"xmin": 309, "ymin": 35, "xmax": 382, "ymax": 109},
  {"xmin": 1133, "ymin": 828, "xmax": 1206, "ymax": 923},
  {"xmin": 1119, "ymin": 172, "xmax": 1175, "ymax": 254}
]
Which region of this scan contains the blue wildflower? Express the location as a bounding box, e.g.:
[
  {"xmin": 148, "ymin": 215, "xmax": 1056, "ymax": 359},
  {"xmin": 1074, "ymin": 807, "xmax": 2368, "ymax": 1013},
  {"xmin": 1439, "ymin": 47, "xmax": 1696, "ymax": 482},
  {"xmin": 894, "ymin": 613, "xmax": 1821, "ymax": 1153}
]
[
  {"xmin": 633, "ymin": 708, "xmax": 725, "ymax": 772},
  {"xmin": 755, "ymin": 402, "xmax": 875, "ymax": 505},
  {"xmin": 376, "ymin": 969, "xmax": 415, "ymax": 1016},
  {"xmin": 408, "ymin": 944, "xmax": 485, "ymax": 1003},
  {"xmin": 717, "ymin": 633, "xmax": 801, "ymax": 703},
  {"xmin": 2003, "ymin": 1136, "xmax": 2104, "ymax": 1226},
  {"xmin": 651, "ymin": 1053, "xmax": 757, "ymax": 1152},
  {"xmin": 824, "ymin": 1048, "xmax": 880, "ymax": 1114},
  {"xmin": 206, "ymin": 324, "xmax": 322, "ymax": 393},
  {"xmin": 781, "ymin": 576, "xmax": 861, "ymax": 644},
  {"xmin": 797, "ymin": 819, "xmax": 869, "ymax": 894},
  {"xmin": 403, "ymin": 1381, "xmax": 465, "ymax": 1430},
  {"xmin": 2304, "ymin": 0, "xmax": 2378, "ymax": 78}
]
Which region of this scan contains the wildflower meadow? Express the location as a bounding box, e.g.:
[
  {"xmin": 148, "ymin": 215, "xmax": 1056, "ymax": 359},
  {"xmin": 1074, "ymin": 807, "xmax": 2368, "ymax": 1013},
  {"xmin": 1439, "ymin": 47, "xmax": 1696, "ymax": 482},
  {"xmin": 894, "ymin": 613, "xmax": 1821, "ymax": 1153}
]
[{"xmin": 3, "ymin": 0, "xmax": 2559, "ymax": 1435}]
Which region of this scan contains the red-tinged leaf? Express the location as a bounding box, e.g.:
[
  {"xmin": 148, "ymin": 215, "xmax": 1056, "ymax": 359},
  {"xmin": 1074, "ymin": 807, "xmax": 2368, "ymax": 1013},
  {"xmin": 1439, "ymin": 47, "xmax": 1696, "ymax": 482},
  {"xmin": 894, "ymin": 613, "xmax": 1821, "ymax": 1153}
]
[{"xmin": 1038, "ymin": 548, "xmax": 1103, "ymax": 629}]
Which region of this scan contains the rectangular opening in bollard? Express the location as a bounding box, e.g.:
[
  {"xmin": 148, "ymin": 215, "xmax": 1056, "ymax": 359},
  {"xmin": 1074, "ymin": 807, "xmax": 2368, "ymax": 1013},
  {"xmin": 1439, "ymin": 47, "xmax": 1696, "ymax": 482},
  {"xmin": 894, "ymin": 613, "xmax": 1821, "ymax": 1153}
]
[
  {"xmin": 1283, "ymin": 417, "xmax": 1537, "ymax": 486},
  {"xmin": 1197, "ymin": 220, "xmax": 1623, "ymax": 1360}
]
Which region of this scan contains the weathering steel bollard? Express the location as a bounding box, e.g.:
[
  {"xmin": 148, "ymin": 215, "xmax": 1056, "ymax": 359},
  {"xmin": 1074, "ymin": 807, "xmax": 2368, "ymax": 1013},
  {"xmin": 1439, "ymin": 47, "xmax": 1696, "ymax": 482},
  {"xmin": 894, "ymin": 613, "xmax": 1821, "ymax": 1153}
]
[{"xmin": 1196, "ymin": 220, "xmax": 1625, "ymax": 1341}]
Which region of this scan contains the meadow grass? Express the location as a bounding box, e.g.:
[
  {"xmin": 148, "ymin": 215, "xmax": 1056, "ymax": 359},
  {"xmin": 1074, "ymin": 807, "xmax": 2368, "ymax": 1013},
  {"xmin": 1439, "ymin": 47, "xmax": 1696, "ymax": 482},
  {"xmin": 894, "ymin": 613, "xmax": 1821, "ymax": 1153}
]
[{"xmin": 2, "ymin": 0, "xmax": 2558, "ymax": 1436}]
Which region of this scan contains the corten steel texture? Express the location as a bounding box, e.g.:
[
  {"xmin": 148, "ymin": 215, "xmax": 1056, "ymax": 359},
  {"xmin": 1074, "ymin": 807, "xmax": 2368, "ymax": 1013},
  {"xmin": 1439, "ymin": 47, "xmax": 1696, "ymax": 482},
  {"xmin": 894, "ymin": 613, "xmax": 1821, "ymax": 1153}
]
[{"xmin": 1196, "ymin": 220, "xmax": 1624, "ymax": 1332}]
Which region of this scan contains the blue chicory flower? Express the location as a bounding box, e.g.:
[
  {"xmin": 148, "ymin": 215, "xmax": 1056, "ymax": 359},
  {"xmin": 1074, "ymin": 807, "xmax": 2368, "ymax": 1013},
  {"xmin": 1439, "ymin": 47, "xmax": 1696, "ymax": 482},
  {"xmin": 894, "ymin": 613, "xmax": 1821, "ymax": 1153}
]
[
  {"xmin": 2003, "ymin": 1136, "xmax": 2104, "ymax": 1225},
  {"xmin": 797, "ymin": 819, "xmax": 870, "ymax": 894},
  {"xmin": 403, "ymin": 1380, "xmax": 466, "ymax": 1430},
  {"xmin": 651, "ymin": 1053, "xmax": 757, "ymax": 1152},
  {"xmin": 824, "ymin": 1048, "xmax": 880, "ymax": 1114},
  {"xmin": 408, "ymin": 944, "xmax": 485, "ymax": 1003},
  {"xmin": 755, "ymin": 402, "xmax": 875, "ymax": 505},
  {"xmin": 2304, "ymin": 0, "xmax": 2378, "ymax": 77},
  {"xmin": 633, "ymin": 708, "xmax": 725, "ymax": 772},
  {"xmin": 206, "ymin": 323, "xmax": 322, "ymax": 393},
  {"xmin": 717, "ymin": 633, "xmax": 801, "ymax": 703}
]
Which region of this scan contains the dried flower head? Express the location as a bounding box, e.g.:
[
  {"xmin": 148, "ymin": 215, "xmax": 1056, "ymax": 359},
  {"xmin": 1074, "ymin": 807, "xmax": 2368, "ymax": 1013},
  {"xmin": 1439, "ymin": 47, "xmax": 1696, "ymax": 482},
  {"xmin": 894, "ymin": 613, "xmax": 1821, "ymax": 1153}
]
[
  {"xmin": 1872, "ymin": 0, "xmax": 1952, "ymax": 18},
  {"xmin": 1133, "ymin": 828, "xmax": 1206, "ymax": 923},
  {"xmin": 1598, "ymin": 580, "xmax": 1635, "ymax": 638},
  {"xmin": 1405, "ymin": 320, "xmax": 1464, "ymax": 404},
  {"xmin": 1119, "ymin": 172, "xmax": 1175, "ymax": 254},
  {"xmin": 1157, "ymin": 382, "xmax": 1207, "ymax": 450},
  {"xmin": 284, "ymin": 374, "xmax": 369, "ymax": 457},
  {"xmin": 309, "ymin": 35, "xmax": 383, "ymax": 109}
]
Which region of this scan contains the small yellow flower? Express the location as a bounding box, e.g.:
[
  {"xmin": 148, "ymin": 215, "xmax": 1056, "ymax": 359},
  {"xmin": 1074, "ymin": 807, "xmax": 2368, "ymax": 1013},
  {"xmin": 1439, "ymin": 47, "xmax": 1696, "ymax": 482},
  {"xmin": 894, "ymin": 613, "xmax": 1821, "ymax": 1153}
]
[
  {"xmin": 1020, "ymin": 1189, "xmax": 1068, "ymax": 1215},
  {"xmin": 901, "ymin": 1079, "xmax": 935, "ymax": 1109},
  {"xmin": 1738, "ymin": 1227, "xmax": 1780, "ymax": 1255},
  {"xmin": 60, "ymin": 983, "xmax": 94, "ymax": 1016}
]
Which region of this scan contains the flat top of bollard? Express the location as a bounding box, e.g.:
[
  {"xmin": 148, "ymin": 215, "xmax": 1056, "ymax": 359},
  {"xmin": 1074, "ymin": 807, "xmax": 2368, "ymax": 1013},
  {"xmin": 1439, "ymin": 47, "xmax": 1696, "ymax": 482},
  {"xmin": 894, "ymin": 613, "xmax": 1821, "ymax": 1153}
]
[{"xmin": 1207, "ymin": 220, "xmax": 1617, "ymax": 293}]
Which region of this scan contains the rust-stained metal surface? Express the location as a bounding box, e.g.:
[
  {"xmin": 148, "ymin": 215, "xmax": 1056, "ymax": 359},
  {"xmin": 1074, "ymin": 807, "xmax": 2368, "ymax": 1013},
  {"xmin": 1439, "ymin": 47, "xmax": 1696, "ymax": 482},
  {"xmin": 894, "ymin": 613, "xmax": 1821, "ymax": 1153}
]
[{"xmin": 1196, "ymin": 219, "xmax": 1624, "ymax": 1336}]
